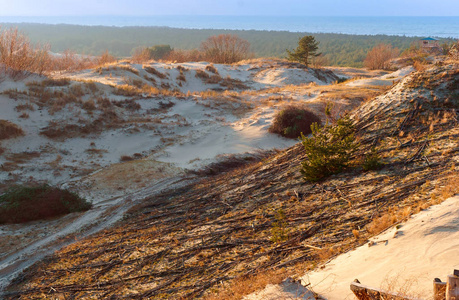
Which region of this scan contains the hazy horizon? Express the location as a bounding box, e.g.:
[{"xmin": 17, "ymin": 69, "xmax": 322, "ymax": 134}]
[{"xmin": 1, "ymin": 0, "xmax": 458, "ymax": 17}]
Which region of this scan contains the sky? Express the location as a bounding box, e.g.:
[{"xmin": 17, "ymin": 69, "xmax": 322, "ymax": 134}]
[{"xmin": 0, "ymin": 0, "xmax": 458, "ymax": 16}]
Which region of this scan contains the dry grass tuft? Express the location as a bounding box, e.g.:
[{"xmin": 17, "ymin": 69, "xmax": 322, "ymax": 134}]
[
  {"xmin": 205, "ymin": 64, "xmax": 219, "ymax": 74},
  {"xmin": 144, "ymin": 66, "xmax": 167, "ymax": 79},
  {"xmin": 204, "ymin": 268, "xmax": 289, "ymax": 300},
  {"xmin": 195, "ymin": 69, "xmax": 210, "ymax": 80},
  {"xmin": 0, "ymin": 120, "xmax": 25, "ymax": 140}
]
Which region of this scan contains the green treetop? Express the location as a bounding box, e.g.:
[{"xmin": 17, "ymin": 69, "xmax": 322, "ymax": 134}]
[{"xmin": 286, "ymin": 35, "xmax": 321, "ymax": 67}]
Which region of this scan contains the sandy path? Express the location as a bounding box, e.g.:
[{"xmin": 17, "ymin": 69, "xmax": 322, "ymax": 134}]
[{"xmin": 0, "ymin": 175, "xmax": 191, "ymax": 291}]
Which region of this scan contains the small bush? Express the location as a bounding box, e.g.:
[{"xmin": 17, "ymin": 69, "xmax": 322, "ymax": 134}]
[
  {"xmin": 0, "ymin": 184, "xmax": 92, "ymax": 224},
  {"xmin": 271, "ymin": 209, "xmax": 289, "ymax": 243},
  {"xmin": 363, "ymin": 147, "xmax": 383, "ymax": 171},
  {"xmin": 0, "ymin": 120, "xmax": 25, "ymax": 140},
  {"xmin": 269, "ymin": 106, "xmax": 321, "ymax": 138},
  {"xmin": 120, "ymin": 155, "xmax": 134, "ymax": 162},
  {"xmin": 205, "ymin": 64, "xmax": 219, "ymax": 74},
  {"xmin": 300, "ymin": 116, "xmax": 357, "ymax": 182}
]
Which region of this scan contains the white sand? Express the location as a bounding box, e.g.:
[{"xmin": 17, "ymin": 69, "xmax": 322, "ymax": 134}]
[
  {"xmin": 346, "ymin": 66, "xmax": 414, "ymax": 87},
  {"xmin": 303, "ymin": 195, "xmax": 459, "ymax": 299},
  {"xmin": 245, "ymin": 195, "xmax": 459, "ymax": 300}
]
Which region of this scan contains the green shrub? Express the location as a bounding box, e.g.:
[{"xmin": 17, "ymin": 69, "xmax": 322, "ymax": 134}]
[
  {"xmin": 271, "ymin": 209, "xmax": 288, "ymax": 243},
  {"xmin": 300, "ymin": 116, "xmax": 357, "ymax": 182},
  {"xmin": 269, "ymin": 106, "xmax": 321, "ymax": 139},
  {"xmin": 363, "ymin": 147, "xmax": 383, "ymax": 171},
  {"xmin": 0, "ymin": 184, "xmax": 92, "ymax": 224}
]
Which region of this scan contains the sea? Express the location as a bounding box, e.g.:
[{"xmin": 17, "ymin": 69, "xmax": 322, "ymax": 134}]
[{"xmin": 0, "ymin": 16, "xmax": 458, "ymax": 38}]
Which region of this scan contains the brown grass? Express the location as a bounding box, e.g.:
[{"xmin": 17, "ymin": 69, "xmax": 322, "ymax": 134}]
[
  {"xmin": 144, "ymin": 66, "xmax": 167, "ymax": 79},
  {"xmin": 15, "ymin": 103, "xmax": 35, "ymax": 112},
  {"xmin": 195, "ymin": 69, "xmax": 210, "ymax": 80},
  {"xmin": 205, "ymin": 64, "xmax": 219, "ymax": 74},
  {"xmin": 0, "ymin": 120, "xmax": 25, "ymax": 140},
  {"xmin": 204, "ymin": 268, "xmax": 289, "ymax": 300}
]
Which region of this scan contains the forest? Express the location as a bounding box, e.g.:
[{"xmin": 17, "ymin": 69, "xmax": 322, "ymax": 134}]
[{"xmin": 0, "ymin": 23, "xmax": 454, "ymax": 67}]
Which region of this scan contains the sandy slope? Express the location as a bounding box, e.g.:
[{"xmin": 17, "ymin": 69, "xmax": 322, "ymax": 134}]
[
  {"xmin": 243, "ymin": 195, "xmax": 459, "ymax": 300},
  {"xmin": 0, "ymin": 60, "xmax": 403, "ymax": 293},
  {"xmin": 303, "ymin": 195, "xmax": 459, "ymax": 299},
  {"xmin": 0, "ymin": 60, "xmax": 345, "ymax": 290}
]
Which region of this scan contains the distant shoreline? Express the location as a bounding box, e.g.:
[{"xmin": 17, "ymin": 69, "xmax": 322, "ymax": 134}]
[{"xmin": 0, "ymin": 15, "xmax": 458, "ymax": 38}]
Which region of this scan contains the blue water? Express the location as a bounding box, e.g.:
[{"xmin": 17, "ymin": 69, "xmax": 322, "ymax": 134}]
[{"xmin": 1, "ymin": 16, "xmax": 458, "ymax": 38}]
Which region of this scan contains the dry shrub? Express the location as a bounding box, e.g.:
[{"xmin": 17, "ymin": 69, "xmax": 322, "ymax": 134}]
[
  {"xmin": 98, "ymin": 50, "xmax": 116, "ymax": 65},
  {"xmin": 19, "ymin": 113, "xmax": 29, "ymax": 119},
  {"xmin": 0, "ymin": 184, "xmax": 91, "ymax": 224},
  {"xmin": 120, "ymin": 155, "xmax": 134, "ymax": 162},
  {"xmin": 176, "ymin": 73, "xmax": 186, "ymax": 82},
  {"xmin": 200, "ymin": 34, "xmax": 251, "ymax": 64},
  {"xmin": 205, "ymin": 64, "xmax": 219, "ymax": 74},
  {"xmin": 206, "ymin": 74, "xmax": 222, "ymax": 84},
  {"xmin": 0, "ymin": 120, "xmax": 25, "ymax": 140},
  {"xmin": 367, "ymin": 206, "xmax": 412, "ymax": 235},
  {"xmin": 0, "ymin": 27, "xmax": 51, "ymax": 77},
  {"xmin": 131, "ymin": 47, "xmax": 152, "ymax": 63},
  {"xmin": 430, "ymin": 172, "xmax": 459, "ymax": 204},
  {"xmin": 82, "ymin": 100, "xmax": 96, "ymax": 111},
  {"xmin": 364, "ymin": 43, "xmax": 399, "ymax": 70},
  {"xmin": 379, "ymin": 273, "xmax": 424, "ymax": 299},
  {"xmin": 50, "ymin": 50, "xmax": 95, "ymax": 72},
  {"xmin": 195, "ymin": 69, "xmax": 210, "ymax": 80},
  {"xmin": 269, "ymin": 106, "xmax": 321, "ymax": 138},
  {"xmin": 164, "ymin": 49, "xmax": 204, "ymax": 63}
]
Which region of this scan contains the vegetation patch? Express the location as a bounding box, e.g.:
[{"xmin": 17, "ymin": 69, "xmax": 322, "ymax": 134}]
[
  {"xmin": 269, "ymin": 106, "xmax": 321, "ymax": 138},
  {"xmin": 0, "ymin": 120, "xmax": 25, "ymax": 140},
  {"xmin": 300, "ymin": 116, "xmax": 357, "ymax": 182},
  {"xmin": 0, "ymin": 185, "xmax": 91, "ymax": 224},
  {"xmin": 144, "ymin": 66, "xmax": 167, "ymax": 79}
]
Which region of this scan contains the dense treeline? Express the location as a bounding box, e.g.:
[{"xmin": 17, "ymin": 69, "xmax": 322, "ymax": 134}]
[{"xmin": 0, "ymin": 23, "xmax": 453, "ymax": 67}]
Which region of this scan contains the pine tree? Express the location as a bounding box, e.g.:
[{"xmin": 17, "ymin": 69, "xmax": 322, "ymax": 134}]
[
  {"xmin": 300, "ymin": 116, "xmax": 357, "ymax": 182},
  {"xmin": 286, "ymin": 35, "xmax": 321, "ymax": 67}
]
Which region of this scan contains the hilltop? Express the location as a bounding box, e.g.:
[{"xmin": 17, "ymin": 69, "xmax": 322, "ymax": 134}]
[{"xmin": 0, "ymin": 54, "xmax": 457, "ymax": 300}]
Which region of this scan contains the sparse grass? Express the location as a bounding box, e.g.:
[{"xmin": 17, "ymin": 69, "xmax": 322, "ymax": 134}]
[
  {"xmin": 144, "ymin": 66, "xmax": 167, "ymax": 79},
  {"xmin": 269, "ymin": 106, "xmax": 321, "ymax": 139},
  {"xmin": 204, "ymin": 268, "xmax": 290, "ymax": 300},
  {"xmin": 0, "ymin": 184, "xmax": 91, "ymax": 224},
  {"xmin": 15, "ymin": 103, "xmax": 35, "ymax": 112},
  {"xmin": 206, "ymin": 74, "xmax": 222, "ymax": 84},
  {"xmin": 0, "ymin": 120, "xmax": 25, "ymax": 140},
  {"xmin": 195, "ymin": 69, "xmax": 210, "ymax": 80},
  {"xmin": 41, "ymin": 78, "xmax": 70, "ymax": 87},
  {"xmin": 112, "ymin": 99, "xmax": 141, "ymax": 111},
  {"xmin": 113, "ymin": 84, "xmax": 142, "ymax": 97},
  {"xmin": 5, "ymin": 151, "xmax": 40, "ymax": 164},
  {"xmin": 118, "ymin": 65, "xmax": 139, "ymax": 75}
]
